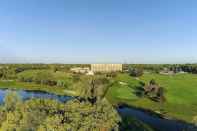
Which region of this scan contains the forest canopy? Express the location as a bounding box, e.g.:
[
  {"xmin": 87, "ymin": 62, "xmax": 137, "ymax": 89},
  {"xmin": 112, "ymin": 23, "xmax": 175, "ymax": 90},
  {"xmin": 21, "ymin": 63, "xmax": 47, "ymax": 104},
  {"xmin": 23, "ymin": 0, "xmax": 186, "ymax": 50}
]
[{"xmin": 0, "ymin": 92, "xmax": 120, "ymax": 131}]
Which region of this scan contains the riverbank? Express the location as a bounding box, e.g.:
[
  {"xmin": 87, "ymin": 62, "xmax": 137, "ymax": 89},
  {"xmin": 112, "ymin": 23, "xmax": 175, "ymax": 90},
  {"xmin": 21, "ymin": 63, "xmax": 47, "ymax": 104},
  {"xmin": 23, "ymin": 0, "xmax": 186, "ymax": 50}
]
[
  {"xmin": 0, "ymin": 80, "xmax": 77, "ymax": 96},
  {"xmin": 118, "ymin": 104, "xmax": 196, "ymax": 131}
]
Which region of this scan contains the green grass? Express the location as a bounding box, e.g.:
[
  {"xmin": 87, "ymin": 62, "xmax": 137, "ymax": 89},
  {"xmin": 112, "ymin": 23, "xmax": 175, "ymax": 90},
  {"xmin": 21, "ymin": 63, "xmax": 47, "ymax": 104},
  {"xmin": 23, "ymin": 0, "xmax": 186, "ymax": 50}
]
[
  {"xmin": 106, "ymin": 73, "xmax": 197, "ymax": 122},
  {"xmin": 1, "ymin": 69, "xmax": 77, "ymax": 96},
  {"xmin": 0, "ymin": 80, "xmax": 77, "ymax": 96},
  {"xmin": 17, "ymin": 69, "xmax": 73, "ymax": 81}
]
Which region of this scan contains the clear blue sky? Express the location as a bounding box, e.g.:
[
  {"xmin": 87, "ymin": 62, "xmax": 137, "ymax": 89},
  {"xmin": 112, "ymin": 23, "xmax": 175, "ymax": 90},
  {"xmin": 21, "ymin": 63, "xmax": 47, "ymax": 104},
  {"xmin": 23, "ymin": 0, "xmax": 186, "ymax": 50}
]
[{"xmin": 0, "ymin": 0, "xmax": 197, "ymax": 64}]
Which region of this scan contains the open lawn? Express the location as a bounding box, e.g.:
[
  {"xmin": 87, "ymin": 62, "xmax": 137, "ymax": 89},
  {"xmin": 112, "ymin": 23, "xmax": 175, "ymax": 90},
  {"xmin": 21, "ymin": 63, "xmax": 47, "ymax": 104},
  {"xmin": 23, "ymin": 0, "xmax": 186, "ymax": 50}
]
[{"xmin": 106, "ymin": 73, "xmax": 197, "ymax": 122}]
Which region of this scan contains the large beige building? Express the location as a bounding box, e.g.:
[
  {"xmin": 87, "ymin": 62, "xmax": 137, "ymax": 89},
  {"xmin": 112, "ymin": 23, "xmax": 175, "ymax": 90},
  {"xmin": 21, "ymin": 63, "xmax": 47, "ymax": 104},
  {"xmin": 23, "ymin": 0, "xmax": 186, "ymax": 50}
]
[{"xmin": 91, "ymin": 64, "xmax": 122, "ymax": 73}]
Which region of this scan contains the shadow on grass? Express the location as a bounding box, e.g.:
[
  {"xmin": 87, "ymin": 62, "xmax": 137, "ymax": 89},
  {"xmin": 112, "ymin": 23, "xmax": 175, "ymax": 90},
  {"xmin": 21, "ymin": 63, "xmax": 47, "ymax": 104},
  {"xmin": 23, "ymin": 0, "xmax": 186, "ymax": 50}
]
[{"xmin": 132, "ymin": 81, "xmax": 146, "ymax": 97}]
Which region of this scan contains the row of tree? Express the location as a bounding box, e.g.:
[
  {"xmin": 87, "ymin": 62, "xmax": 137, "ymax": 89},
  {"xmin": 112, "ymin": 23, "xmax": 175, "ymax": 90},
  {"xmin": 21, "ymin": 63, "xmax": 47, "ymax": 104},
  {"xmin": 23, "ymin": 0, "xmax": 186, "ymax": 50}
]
[
  {"xmin": 0, "ymin": 64, "xmax": 90, "ymax": 80},
  {"xmin": 17, "ymin": 70, "xmax": 58, "ymax": 86},
  {"xmin": 126, "ymin": 64, "xmax": 197, "ymax": 77},
  {"xmin": 16, "ymin": 70, "xmax": 76, "ymax": 89},
  {"xmin": 169, "ymin": 64, "xmax": 197, "ymax": 74}
]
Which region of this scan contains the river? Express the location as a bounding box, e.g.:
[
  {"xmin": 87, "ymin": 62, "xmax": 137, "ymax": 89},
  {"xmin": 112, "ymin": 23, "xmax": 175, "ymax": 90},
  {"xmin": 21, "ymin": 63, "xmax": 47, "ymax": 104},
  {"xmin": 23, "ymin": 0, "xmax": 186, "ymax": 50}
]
[
  {"xmin": 118, "ymin": 106, "xmax": 194, "ymax": 131},
  {"xmin": 0, "ymin": 89, "xmax": 72, "ymax": 104}
]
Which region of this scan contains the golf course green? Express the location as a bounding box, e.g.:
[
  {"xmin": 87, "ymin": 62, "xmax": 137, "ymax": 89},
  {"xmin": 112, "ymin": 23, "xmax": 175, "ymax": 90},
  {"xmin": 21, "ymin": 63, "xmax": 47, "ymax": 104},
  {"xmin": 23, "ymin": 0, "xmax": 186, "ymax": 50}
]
[{"xmin": 106, "ymin": 73, "xmax": 197, "ymax": 122}]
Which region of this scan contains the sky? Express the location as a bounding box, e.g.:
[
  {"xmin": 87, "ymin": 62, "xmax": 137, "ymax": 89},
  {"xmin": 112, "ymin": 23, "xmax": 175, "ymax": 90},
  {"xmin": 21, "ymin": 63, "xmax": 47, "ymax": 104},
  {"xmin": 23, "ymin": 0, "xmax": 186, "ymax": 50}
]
[{"xmin": 0, "ymin": 0, "xmax": 197, "ymax": 64}]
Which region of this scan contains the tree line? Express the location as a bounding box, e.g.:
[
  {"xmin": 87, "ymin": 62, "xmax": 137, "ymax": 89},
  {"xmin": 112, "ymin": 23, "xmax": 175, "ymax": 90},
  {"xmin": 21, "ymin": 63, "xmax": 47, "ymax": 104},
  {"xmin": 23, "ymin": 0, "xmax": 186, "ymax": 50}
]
[{"xmin": 125, "ymin": 64, "xmax": 197, "ymax": 77}]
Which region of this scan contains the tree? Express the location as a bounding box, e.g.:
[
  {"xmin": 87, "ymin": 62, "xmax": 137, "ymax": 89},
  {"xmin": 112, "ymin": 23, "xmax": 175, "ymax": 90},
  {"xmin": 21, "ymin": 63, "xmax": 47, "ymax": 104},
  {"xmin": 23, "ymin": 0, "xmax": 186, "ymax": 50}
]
[
  {"xmin": 149, "ymin": 79, "xmax": 156, "ymax": 85},
  {"xmin": 75, "ymin": 76, "xmax": 110, "ymax": 104},
  {"xmin": 4, "ymin": 92, "xmax": 21, "ymax": 112},
  {"xmin": 157, "ymin": 87, "xmax": 166, "ymax": 103},
  {"xmin": 0, "ymin": 68, "xmax": 16, "ymax": 80},
  {"xmin": 129, "ymin": 67, "xmax": 143, "ymax": 77},
  {"xmin": 143, "ymin": 80, "xmax": 166, "ymax": 103},
  {"xmin": 0, "ymin": 69, "xmax": 3, "ymax": 79},
  {"xmin": 0, "ymin": 108, "xmax": 6, "ymax": 127},
  {"xmin": 33, "ymin": 71, "xmax": 56, "ymax": 86},
  {"xmin": 0, "ymin": 111, "xmax": 22, "ymax": 131}
]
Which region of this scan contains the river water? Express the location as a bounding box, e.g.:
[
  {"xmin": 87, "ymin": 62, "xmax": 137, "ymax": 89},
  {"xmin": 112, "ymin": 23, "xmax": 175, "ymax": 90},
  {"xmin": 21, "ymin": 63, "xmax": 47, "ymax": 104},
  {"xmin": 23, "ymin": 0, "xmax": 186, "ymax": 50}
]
[
  {"xmin": 0, "ymin": 89, "xmax": 72, "ymax": 104},
  {"xmin": 118, "ymin": 107, "xmax": 193, "ymax": 131},
  {"xmin": 0, "ymin": 88, "xmax": 196, "ymax": 131}
]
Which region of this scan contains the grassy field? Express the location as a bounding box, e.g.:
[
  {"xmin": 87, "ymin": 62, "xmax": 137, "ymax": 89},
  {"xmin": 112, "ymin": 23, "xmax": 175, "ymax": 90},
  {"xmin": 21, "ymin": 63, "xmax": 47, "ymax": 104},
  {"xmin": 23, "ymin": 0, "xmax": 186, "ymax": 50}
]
[
  {"xmin": 106, "ymin": 73, "xmax": 197, "ymax": 122},
  {"xmin": 0, "ymin": 69, "xmax": 79, "ymax": 96}
]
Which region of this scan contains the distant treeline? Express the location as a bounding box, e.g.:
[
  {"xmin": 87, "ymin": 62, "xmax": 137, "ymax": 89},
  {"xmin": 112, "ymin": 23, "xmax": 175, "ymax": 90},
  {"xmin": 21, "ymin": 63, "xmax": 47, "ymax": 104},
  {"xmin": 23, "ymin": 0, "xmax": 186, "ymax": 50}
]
[
  {"xmin": 0, "ymin": 64, "xmax": 90, "ymax": 72},
  {"xmin": 0, "ymin": 64, "xmax": 89, "ymax": 80},
  {"xmin": 1, "ymin": 64, "xmax": 197, "ymax": 81},
  {"xmin": 124, "ymin": 64, "xmax": 197, "ymax": 74}
]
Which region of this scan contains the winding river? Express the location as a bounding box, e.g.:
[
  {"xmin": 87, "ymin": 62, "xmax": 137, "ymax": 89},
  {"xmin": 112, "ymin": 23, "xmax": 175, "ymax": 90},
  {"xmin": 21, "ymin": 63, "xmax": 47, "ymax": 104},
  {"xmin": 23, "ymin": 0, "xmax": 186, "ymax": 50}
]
[{"xmin": 0, "ymin": 89, "xmax": 195, "ymax": 131}]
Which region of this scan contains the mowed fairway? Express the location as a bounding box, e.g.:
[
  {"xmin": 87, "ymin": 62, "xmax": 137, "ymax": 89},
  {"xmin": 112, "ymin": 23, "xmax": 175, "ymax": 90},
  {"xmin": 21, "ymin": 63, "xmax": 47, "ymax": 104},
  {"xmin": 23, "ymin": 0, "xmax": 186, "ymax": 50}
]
[{"xmin": 106, "ymin": 73, "xmax": 197, "ymax": 122}]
